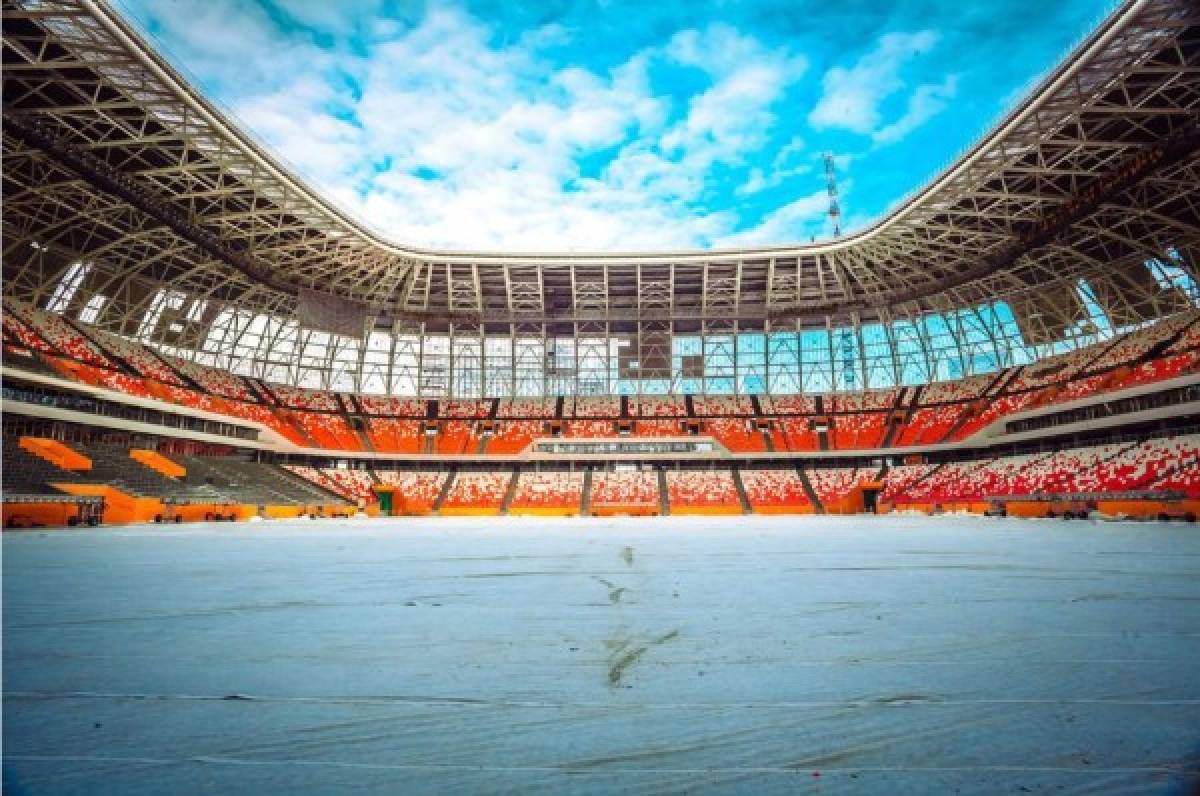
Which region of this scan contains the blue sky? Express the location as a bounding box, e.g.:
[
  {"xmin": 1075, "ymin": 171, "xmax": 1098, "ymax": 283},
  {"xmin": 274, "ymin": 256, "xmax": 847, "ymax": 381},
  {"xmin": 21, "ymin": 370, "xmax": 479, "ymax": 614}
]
[{"xmin": 114, "ymin": 0, "xmax": 1109, "ymax": 252}]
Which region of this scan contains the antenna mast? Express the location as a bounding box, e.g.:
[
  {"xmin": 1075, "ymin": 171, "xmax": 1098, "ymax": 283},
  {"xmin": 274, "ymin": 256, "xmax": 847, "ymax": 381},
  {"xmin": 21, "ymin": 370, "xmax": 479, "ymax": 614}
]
[{"xmin": 823, "ymin": 152, "xmax": 841, "ymax": 237}]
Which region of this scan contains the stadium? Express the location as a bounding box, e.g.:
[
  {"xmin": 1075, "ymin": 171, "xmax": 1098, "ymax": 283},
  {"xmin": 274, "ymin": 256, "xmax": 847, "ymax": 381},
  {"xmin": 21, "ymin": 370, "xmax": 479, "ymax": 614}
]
[{"xmin": 2, "ymin": 0, "xmax": 1199, "ymax": 791}]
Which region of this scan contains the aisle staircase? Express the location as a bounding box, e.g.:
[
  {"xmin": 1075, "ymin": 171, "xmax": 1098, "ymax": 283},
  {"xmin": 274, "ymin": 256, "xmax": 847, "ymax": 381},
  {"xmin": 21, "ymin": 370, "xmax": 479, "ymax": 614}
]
[
  {"xmin": 796, "ymin": 465, "xmax": 824, "ymax": 514},
  {"xmin": 580, "ymin": 470, "xmax": 594, "ymax": 516},
  {"xmin": 731, "ymin": 469, "xmax": 752, "ymax": 514},
  {"xmin": 499, "ymin": 469, "xmax": 521, "ymax": 515},
  {"xmin": 881, "ymin": 388, "xmax": 915, "ymax": 448},
  {"xmin": 432, "ymin": 470, "xmax": 457, "ymax": 513}
]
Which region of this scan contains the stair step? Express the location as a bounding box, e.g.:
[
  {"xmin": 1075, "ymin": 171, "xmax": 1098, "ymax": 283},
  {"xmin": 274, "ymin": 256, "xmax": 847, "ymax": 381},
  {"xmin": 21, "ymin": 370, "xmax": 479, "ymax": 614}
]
[
  {"xmin": 499, "ymin": 469, "xmax": 522, "ymax": 515},
  {"xmin": 731, "ymin": 468, "xmax": 753, "ymax": 514},
  {"xmin": 581, "ymin": 470, "xmax": 593, "ymax": 516},
  {"xmin": 432, "ymin": 470, "xmax": 458, "ymax": 514},
  {"xmin": 796, "ymin": 465, "xmax": 824, "ymax": 514}
]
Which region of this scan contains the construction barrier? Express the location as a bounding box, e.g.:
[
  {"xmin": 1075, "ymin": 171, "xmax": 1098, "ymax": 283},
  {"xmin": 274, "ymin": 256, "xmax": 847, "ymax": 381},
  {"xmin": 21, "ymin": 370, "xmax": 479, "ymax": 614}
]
[
  {"xmin": 439, "ymin": 507, "xmax": 503, "ymax": 517},
  {"xmin": 3, "ymin": 501, "xmax": 79, "ymax": 528},
  {"xmin": 749, "ymin": 504, "xmax": 818, "ymax": 515},
  {"xmin": 668, "ymin": 505, "xmax": 743, "ymax": 516},
  {"xmin": 590, "ymin": 504, "xmax": 659, "ymax": 517},
  {"xmin": 507, "ymin": 507, "xmax": 580, "ymax": 517}
]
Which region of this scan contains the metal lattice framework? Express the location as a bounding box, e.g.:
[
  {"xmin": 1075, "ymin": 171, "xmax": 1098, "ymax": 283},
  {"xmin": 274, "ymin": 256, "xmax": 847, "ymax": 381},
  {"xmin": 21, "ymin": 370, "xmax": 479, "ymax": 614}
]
[{"xmin": 2, "ymin": 0, "xmax": 1200, "ymax": 396}]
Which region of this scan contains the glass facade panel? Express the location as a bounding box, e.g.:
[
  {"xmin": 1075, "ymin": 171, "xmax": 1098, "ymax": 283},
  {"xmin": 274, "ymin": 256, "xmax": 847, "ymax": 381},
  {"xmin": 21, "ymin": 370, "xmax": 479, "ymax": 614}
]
[{"xmin": 101, "ymin": 294, "xmax": 1193, "ymax": 398}]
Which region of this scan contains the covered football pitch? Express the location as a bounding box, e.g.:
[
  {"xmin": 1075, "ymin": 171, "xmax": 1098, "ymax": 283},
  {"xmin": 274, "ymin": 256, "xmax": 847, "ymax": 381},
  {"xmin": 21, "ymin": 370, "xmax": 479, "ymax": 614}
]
[{"xmin": 4, "ymin": 515, "xmax": 1199, "ymax": 793}]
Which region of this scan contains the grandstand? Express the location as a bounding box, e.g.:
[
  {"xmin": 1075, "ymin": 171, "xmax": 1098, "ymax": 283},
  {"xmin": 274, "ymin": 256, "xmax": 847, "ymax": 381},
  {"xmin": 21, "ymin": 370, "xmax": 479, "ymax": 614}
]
[
  {"xmin": 2, "ymin": 0, "xmax": 1199, "ymax": 791},
  {"xmin": 5, "ymin": 288, "xmax": 1198, "ymax": 521}
]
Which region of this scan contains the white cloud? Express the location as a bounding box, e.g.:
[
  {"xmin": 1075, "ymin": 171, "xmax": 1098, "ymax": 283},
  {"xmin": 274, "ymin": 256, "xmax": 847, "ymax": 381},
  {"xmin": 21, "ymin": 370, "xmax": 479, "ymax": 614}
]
[
  {"xmin": 519, "ymin": 22, "xmax": 574, "ymax": 49},
  {"xmin": 715, "ymin": 189, "xmax": 830, "ymax": 248},
  {"xmin": 735, "ymin": 135, "xmax": 809, "ymax": 197},
  {"xmin": 808, "ymin": 30, "xmax": 949, "ymax": 142},
  {"xmin": 235, "ymin": 76, "xmax": 365, "ymax": 187},
  {"xmin": 273, "ymin": 0, "xmax": 387, "ymax": 34},
  {"xmin": 666, "ymin": 23, "xmax": 804, "ymax": 79},
  {"xmin": 128, "ymin": 2, "xmax": 815, "ymax": 250},
  {"xmin": 659, "ymin": 26, "xmax": 807, "ymax": 169},
  {"xmin": 348, "ymin": 16, "xmax": 810, "ymax": 248},
  {"xmin": 872, "ymin": 75, "xmax": 958, "ymax": 145},
  {"xmin": 131, "ymin": 0, "xmax": 344, "ymax": 94}
]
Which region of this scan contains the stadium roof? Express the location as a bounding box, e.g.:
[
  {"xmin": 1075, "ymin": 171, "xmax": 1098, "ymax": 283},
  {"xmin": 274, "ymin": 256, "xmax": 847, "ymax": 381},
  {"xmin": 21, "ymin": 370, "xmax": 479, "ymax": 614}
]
[{"xmin": 2, "ymin": 0, "xmax": 1199, "ymax": 342}]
